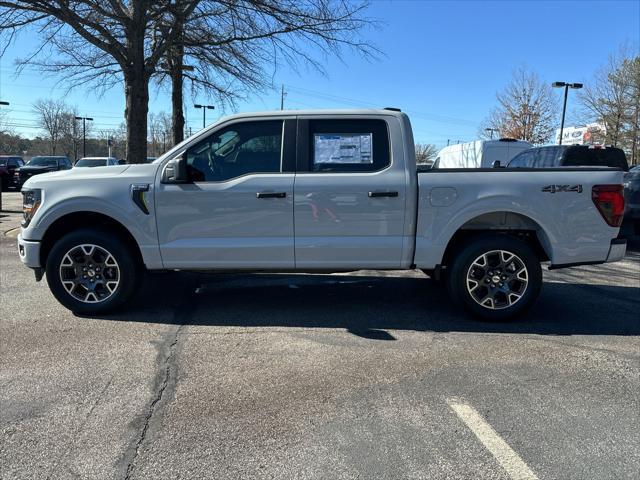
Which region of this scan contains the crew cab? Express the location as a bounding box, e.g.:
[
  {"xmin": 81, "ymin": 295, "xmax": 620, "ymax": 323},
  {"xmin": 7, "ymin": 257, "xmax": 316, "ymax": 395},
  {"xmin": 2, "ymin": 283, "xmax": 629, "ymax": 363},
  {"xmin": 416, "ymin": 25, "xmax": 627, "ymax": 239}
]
[{"xmin": 17, "ymin": 109, "xmax": 627, "ymax": 319}]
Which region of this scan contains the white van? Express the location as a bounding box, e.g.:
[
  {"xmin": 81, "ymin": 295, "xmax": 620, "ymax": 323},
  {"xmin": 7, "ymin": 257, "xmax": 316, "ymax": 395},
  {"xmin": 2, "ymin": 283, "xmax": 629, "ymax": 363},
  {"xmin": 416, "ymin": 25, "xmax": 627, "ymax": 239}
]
[{"xmin": 434, "ymin": 139, "xmax": 532, "ymax": 169}]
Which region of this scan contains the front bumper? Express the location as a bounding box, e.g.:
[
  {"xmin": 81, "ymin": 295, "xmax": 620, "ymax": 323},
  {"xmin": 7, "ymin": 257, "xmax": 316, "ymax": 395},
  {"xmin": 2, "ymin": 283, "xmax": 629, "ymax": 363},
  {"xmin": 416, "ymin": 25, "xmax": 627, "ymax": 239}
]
[{"xmin": 17, "ymin": 233, "xmax": 41, "ymax": 268}]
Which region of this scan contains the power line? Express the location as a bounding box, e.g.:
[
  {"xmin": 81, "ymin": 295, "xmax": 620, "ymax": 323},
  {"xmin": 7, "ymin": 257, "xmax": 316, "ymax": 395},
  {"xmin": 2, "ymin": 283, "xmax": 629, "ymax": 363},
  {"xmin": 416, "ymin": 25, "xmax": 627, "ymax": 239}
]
[{"xmin": 285, "ymin": 84, "xmax": 479, "ymax": 127}]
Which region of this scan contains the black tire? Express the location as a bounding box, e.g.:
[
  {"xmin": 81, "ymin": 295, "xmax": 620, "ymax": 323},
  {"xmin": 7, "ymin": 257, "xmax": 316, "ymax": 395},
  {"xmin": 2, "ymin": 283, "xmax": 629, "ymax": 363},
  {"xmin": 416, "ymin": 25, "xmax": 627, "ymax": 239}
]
[
  {"xmin": 446, "ymin": 234, "xmax": 542, "ymax": 321},
  {"xmin": 45, "ymin": 228, "xmax": 141, "ymax": 314}
]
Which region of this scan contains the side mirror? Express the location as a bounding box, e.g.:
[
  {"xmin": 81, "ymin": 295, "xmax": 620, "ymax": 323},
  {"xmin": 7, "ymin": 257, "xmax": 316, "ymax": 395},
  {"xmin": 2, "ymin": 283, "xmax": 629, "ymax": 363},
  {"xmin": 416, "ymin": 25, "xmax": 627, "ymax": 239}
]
[
  {"xmin": 492, "ymin": 160, "xmax": 502, "ymax": 168},
  {"xmin": 162, "ymin": 155, "xmax": 189, "ymax": 183},
  {"xmin": 118, "ymin": 159, "xmax": 126, "ymax": 165}
]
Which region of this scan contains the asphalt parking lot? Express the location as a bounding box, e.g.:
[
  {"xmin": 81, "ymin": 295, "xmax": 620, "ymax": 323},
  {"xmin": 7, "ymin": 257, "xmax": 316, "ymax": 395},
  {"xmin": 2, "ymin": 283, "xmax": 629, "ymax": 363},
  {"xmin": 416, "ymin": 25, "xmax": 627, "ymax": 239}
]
[{"xmin": 1, "ymin": 191, "xmax": 639, "ymax": 480}]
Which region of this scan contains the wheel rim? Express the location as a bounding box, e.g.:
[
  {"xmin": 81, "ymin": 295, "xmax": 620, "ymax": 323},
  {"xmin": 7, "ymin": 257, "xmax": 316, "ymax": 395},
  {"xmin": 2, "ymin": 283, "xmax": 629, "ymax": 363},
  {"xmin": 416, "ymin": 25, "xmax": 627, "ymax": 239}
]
[
  {"xmin": 58, "ymin": 244, "xmax": 120, "ymax": 303},
  {"xmin": 465, "ymin": 249, "xmax": 528, "ymax": 310}
]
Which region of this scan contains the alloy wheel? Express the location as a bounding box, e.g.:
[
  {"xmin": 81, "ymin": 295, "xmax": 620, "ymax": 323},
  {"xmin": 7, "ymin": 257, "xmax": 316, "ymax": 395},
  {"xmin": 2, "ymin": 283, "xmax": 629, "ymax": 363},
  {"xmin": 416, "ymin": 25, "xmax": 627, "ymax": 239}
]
[
  {"xmin": 58, "ymin": 244, "xmax": 120, "ymax": 303},
  {"xmin": 465, "ymin": 250, "xmax": 528, "ymax": 310}
]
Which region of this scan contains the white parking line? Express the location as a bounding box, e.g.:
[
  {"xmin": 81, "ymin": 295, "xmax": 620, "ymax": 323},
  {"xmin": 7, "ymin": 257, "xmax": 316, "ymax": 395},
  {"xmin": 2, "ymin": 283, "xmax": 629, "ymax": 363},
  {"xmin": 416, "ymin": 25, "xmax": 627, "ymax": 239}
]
[{"xmin": 448, "ymin": 399, "xmax": 539, "ymax": 480}]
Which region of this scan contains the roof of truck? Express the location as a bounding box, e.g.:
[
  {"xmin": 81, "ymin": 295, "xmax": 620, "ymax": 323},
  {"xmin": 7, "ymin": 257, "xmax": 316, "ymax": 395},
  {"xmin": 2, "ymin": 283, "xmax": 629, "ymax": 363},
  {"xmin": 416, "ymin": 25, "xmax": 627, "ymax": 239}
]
[{"xmin": 219, "ymin": 108, "xmax": 406, "ymax": 121}]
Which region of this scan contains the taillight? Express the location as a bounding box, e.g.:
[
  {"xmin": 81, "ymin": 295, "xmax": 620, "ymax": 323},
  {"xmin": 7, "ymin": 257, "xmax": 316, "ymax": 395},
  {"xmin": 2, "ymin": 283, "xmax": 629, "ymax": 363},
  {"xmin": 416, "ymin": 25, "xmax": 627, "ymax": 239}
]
[{"xmin": 592, "ymin": 184, "xmax": 624, "ymax": 227}]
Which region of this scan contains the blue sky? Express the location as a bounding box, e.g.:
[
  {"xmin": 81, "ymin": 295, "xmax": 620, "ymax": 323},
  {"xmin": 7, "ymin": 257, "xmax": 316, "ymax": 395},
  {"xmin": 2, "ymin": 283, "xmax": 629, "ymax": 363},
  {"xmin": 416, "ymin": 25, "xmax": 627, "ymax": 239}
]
[{"xmin": 0, "ymin": 0, "xmax": 638, "ymax": 148}]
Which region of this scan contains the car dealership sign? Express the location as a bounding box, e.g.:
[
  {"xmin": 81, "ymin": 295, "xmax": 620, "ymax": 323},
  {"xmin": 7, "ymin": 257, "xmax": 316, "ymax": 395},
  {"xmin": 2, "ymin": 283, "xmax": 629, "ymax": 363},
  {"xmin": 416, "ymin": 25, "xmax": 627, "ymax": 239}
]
[{"xmin": 555, "ymin": 123, "xmax": 606, "ymax": 145}]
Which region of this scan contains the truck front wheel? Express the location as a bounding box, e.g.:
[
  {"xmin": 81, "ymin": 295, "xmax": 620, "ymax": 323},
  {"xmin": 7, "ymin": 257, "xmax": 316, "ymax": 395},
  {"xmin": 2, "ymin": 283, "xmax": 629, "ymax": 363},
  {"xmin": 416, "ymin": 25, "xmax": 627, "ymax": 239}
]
[
  {"xmin": 446, "ymin": 235, "xmax": 542, "ymax": 320},
  {"xmin": 45, "ymin": 229, "xmax": 141, "ymax": 314}
]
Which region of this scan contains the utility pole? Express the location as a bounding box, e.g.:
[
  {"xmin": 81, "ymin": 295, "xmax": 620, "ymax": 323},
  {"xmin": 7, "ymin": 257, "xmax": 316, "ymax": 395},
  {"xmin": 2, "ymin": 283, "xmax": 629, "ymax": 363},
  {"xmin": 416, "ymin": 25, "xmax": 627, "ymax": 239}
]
[
  {"xmin": 194, "ymin": 104, "xmax": 215, "ymax": 129},
  {"xmin": 74, "ymin": 116, "xmax": 93, "ymax": 158},
  {"xmin": 280, "ymin": 84, "xmax": 287, "ymax": 110}
]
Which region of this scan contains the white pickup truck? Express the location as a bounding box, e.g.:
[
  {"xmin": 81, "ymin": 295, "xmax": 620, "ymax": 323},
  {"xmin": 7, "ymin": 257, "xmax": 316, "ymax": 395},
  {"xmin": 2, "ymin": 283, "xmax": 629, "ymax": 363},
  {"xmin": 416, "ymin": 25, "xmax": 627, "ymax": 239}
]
[{"xmin": 17, "ymin": 109, "xmax": 627, "ymax": 319}]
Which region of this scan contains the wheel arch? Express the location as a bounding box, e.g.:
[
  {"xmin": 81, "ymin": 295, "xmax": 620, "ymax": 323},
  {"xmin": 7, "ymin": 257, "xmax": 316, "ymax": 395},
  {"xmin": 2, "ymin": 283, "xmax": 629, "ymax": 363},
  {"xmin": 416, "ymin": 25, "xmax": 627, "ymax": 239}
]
[
  {"xmin": 40, "ymin": 211, "xmax": 144, "ymax": 270},
  {"xmin": 440, "ymin": 211, "xmax": 552, "ymax": 268}
]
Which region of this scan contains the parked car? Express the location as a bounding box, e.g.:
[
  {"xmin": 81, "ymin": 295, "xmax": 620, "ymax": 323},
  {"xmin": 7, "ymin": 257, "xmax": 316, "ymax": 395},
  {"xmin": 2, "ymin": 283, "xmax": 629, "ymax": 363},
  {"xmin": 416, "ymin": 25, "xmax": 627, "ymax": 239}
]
[
  {"xmin": 14, "ymin": 156, "xmax": 73, "ymax": 189},
  {"xmin": 433, "ymin": 139, "xmax": 532, "ymax": 169},
  {"xmin": 0, "ymin": 155, "xmax": 25, "ymax": 190},
  {"xmin": 507, "ymin": 144, "xmax": 629, "ymax": 170},
  {"xmin": 75, "ymin": 157, "xmax": 120, "ymax": 167},
  {"xmin": 623, "ymin": 165, "xmax": 640, "ymax": 231},
  {"xmin": 17, "ymin": 109, "xmax": 626, "ymax": 320}
]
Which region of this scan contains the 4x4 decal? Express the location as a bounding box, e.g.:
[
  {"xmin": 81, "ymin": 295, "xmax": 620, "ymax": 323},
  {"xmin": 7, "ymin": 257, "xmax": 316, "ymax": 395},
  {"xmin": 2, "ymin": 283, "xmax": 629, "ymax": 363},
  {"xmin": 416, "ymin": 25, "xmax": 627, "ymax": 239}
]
[{"xmin": 541, "ymin": 184, "xmax": 583, "ymax": 194}]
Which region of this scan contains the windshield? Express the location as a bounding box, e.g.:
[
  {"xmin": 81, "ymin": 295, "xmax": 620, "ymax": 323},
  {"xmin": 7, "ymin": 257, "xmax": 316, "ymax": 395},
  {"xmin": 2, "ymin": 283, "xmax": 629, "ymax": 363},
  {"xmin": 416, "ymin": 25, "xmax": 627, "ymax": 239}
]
[
  {"xmin": 76, "ymin": 158, "xmax": 107, "ymax": 167},
  {"xmin": 27, "ymin": 157, "xmax": 58, "ymax": 167}
]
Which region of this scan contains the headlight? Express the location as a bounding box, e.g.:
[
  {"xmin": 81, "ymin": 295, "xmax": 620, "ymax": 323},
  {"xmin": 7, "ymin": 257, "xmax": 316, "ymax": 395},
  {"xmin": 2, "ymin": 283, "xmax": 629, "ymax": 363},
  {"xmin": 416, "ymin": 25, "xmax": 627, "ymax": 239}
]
[{"xmin": 22, "ymin": 189, "xmax": 42, "ymax": 228}]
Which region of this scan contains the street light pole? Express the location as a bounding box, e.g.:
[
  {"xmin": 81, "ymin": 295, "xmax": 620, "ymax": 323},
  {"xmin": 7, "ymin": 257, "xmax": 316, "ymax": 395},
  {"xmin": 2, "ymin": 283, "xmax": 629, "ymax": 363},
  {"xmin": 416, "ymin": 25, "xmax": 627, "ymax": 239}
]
[
  {"xmin": 74, "ymin": 116, "xmax": 93, "ymax": 157},
  {"xmin": 485, "ymin": 128, "xmax": 499, "ymax": 139},
  {"xmin": 552, "ymin": 82, "xmax": 583, "ymax": 145},
  {"xmin": 194, "ymin": 104, "xmax": 215, "ymax": 129},
  {"xmin": 0, "ymin": 101, "xmax": 8, "ymax": 211}
]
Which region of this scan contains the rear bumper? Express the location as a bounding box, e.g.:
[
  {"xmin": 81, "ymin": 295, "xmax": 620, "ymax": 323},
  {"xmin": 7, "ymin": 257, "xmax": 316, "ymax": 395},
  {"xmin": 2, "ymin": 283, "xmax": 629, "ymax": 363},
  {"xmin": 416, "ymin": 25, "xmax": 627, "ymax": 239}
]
[
  {"xmin": 548, "ymin": 238, "xmax": 626, "ymax": 270},
  {"xmin": 17, "ymin": 233, "xmax": 41, "ymax": 268},
  {"xmin": 606, "ymin": 238, "xmax": 626, "ymax": 263}
]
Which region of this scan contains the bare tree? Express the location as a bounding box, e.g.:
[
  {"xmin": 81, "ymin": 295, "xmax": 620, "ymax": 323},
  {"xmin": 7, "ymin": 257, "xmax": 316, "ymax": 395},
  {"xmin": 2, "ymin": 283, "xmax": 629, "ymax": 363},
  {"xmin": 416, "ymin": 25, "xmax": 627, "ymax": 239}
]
[
  {"xmin": 0, "ymin": 1, "xmax": 200, "ymax": 163},
  {"xmin": 1, "ymin": 1, "xmax": 377, "ymax": 160},
  {"xmin": 148, "ymin": 111, "xmax": 172, "ymax": 156},
  {"xmin": 580, "ymin": 47, "xmax": 640, "ymax": 164},
  {"xmin": 415, "ymin": 143, "xmax": 438, "ymax": 164},
  {"xmin": 32, "ymin": 99, "xmax": 72, "ymax": 155},
  {"xmin": 156, "ymin": 1, "xmax": 378, "ymax": 144},
  {"xmin": 482, "ymin": 67, "xmax": 558, "ymax": 144}
]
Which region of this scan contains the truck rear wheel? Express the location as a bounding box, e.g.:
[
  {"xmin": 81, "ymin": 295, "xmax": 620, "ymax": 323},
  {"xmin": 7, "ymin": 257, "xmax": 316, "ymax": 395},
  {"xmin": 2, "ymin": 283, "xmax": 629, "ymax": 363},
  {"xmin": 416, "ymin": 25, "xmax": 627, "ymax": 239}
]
[
  {"xmin": 45, "ymin": 229, "xmax": 141, "ymax": 315},
  {"xmin": 446, "ymin": 234, "xmax": 542, "ymax": 320}
]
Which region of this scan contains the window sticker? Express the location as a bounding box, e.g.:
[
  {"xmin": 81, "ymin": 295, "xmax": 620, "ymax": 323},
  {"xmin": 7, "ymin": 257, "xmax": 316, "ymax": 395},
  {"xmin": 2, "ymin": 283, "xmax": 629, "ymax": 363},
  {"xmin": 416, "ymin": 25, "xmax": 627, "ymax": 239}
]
[{"xmin": 314, "ymin": 133, "xmax": 373, "ymax": 164}]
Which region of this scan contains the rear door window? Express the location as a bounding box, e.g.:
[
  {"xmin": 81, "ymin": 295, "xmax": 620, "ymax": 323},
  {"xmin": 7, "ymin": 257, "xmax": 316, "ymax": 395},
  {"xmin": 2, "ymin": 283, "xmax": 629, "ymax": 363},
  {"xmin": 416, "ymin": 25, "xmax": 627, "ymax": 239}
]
[{"xmin": 304, "ymin": 119, "xmax": 390, "ymax": 173}]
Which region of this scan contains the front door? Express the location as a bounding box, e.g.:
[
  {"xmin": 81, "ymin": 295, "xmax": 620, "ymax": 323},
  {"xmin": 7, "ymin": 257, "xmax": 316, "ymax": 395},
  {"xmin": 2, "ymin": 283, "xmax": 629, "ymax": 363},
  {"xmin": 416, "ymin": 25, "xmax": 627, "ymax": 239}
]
[{"xmin": 156, "ymin": 118, "xmax": 296, "ymax": 269}]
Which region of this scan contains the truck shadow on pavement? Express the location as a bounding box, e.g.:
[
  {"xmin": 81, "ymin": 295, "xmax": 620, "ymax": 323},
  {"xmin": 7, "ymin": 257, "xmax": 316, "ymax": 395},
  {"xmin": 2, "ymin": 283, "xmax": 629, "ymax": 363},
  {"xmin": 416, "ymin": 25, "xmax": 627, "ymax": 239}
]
[{"xmin": 86, "ymin": 271, "xmax": 640, "ymax": 337}]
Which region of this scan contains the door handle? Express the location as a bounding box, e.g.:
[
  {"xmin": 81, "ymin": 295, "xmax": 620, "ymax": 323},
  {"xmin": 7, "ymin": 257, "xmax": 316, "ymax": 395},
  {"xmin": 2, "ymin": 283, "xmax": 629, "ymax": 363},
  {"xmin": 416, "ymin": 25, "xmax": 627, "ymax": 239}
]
[
  {"xmin": 256, "ymin": 191, "xmax": 287, "ymax": 199},
  {"xmin": 368, "ymin": 191, "xmax": 399, "ymax": 198}
]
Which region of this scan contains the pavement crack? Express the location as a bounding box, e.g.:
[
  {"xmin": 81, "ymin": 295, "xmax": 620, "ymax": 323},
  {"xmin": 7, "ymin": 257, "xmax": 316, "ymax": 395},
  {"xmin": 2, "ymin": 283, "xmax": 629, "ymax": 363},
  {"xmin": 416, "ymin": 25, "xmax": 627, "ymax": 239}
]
[{"xmin": 121, "ymin": 284, "xmax": 197, "ymax": 480}]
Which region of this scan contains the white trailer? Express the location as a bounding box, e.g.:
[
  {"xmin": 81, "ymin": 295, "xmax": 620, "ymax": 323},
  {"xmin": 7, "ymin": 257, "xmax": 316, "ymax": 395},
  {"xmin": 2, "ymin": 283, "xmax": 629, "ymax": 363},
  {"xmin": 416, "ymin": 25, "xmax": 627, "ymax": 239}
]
[{"xmin": 434, "ymin": 139, "xmax": 532, "ymax": 169}]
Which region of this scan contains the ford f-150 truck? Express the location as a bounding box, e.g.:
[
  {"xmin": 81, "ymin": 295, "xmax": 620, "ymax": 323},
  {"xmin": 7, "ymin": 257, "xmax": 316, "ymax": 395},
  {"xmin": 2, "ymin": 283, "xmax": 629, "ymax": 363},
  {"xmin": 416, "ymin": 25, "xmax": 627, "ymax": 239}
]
[{"xmin": 17, "ymin": 109, "xmax": 627, "ymax": 319}]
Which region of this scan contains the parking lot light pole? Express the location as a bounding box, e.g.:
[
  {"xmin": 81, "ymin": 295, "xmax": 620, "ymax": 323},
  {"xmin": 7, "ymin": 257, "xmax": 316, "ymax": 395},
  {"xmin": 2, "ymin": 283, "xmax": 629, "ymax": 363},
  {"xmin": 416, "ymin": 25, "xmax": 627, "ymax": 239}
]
[
  {"xmin": 194, "ymin": 104, "xmax": 215, "ymax": 129},
  {"xmin": 75, "ymin": 116, "xmax": 93, "ymax": 158},
  {"xmin": 0, "ymin": 102, "xmax": 8, "ymax": 211},
  {"xmin": 484, "ymin": 128, "xmax": 499, "ymax": 139},
  {"xmin": 552, "ymin": 82, "xmax": 583, "ymax": 145}
]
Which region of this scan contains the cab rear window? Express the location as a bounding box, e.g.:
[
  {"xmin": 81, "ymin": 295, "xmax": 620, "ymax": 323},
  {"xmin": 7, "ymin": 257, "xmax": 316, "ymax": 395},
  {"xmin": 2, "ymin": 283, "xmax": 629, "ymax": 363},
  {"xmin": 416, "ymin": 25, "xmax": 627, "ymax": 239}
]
[{"xmin": 563, "ymin": 147, "xmax": 629, "ymax": 171}]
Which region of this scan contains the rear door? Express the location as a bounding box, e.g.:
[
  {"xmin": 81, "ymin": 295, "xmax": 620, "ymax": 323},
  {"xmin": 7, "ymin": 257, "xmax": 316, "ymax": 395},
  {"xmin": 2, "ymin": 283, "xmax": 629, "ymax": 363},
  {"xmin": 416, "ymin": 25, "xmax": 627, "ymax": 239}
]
[{"xmin": 293, "ymin": 116, "xmax": 407, "ymax": 269}]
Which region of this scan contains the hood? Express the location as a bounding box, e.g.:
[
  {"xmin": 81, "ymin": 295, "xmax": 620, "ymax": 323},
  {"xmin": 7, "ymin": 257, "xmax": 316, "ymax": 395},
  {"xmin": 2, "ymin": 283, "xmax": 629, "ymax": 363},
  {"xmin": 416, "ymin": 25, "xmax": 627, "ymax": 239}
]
[
  {"xmin": 22, "ymin": 162, "xmax": 159, "ymax": 189},
  {"xmin": 19, "ymin": 165, "xmax": 58, "ymax": 172}
]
